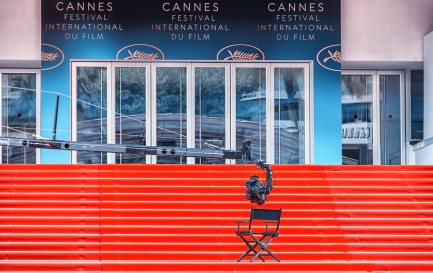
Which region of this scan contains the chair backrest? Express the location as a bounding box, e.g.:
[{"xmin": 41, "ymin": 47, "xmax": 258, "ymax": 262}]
[{"xmin": 249, "ymin": 207, "xmax": 282, "ymax": 231}]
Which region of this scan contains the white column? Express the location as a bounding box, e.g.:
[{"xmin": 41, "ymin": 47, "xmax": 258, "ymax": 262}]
[
  {"xmin": 424, "ymin": 31, "xmax": 433, "ymax": 140},
  {"xmin": 0, "ymin": 0, "xmax": 41, "ymax": 67}
]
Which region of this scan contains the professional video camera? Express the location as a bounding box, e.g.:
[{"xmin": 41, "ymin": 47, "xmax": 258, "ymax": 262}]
[{"xmin": 245, "ymin": 161, "xmax": 275, "ymax": 206}]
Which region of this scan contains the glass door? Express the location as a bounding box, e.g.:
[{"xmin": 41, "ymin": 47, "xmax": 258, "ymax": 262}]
[
  {"xmin": 379, "ymin": 72, "xmax": 405, "ymax": 165},
  {"xmin": 113, "ymin": 63, "xmax": 150, "ymax": 163},
  {"xmin": 71, "ymin": 62, "xmax": 112, "ymax": 164},
  {"xmin": 231, "ymin": 64, "xmax": 269, "ymax": 163},
  {"xmin": 0, "ymin": 71, "xmax": 40, "ymax": 164},
  {"xmin": 342, "ymin": 71, "xmax": 405, "ymax": 165},
  {"xmin": 151, "ymin": 63, "xmax": 190, "ymax": 164},
  {"xmin": 71, "ymin": 61, "xmax": 312, "ymax": 165},
  {"xmin": 271, "ymin": 63, "xmax": 310, "ymax": 164},
  {"xmin": 192, "ymin": 64, "xmax": 230, "ymax": 164},
  {"xmin": 342, "ymin": 73, "xmax": 374, "ymax": 165}
]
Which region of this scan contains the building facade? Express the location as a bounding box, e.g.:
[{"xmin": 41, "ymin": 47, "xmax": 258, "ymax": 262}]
[{"xmin": 1, "ymin": 0, "xmax": 433, "ymax": 165}]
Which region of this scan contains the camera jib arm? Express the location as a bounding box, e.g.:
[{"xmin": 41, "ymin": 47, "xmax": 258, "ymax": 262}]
[{"xmin": 0, "ymin": 136, "xmax": 274, "ymax": 205}]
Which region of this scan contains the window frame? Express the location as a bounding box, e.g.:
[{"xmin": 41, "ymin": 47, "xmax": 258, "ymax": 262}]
[
  {"xmin": 71, "ymin": 62, "xmax": 112, "ymax": 164},
  {"xmin": 341, "ymin": 70, "xmax": 406, "ymax": 165},
  {"xmin": 0, "ymin": 69, "xmax": 41, "ymax": 164},
  {"xmin": 270, "ymin": 62, "xmax": 312, "ymax": 164},
  {"xmin": 112, "ymin": 62, "xmax": 151, "ymax": 164},
  {"xmin": 191, "ymin": 63, "xmax": 231, "ymax": 164},
  {"xmin": 71, "ymin": 60, "xmax": 313, "ymax": 164}
]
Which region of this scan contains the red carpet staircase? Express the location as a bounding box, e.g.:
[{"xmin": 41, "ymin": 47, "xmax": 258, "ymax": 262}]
[{"xmin": 1, "ymin": 164, "xmax": 433, "ymax": 271}]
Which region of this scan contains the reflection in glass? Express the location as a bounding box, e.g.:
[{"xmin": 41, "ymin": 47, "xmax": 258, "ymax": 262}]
[
  {"xmin": 274, "ymin": 68, "xmax": 305, "ymax": 164},
  {"xmin": 2, "ymin": 73, "xmax": 36, "ymax": 163},
  {"xmin": 115, "ymin": 67, "xmax": 147, "ymax": 163},
  {"xmin": 156, "ymin": 67, "xmax": 187, "ymax": 164},
  {"xmin": 236, "ymin": 68, "xmax": 266, "ymax": 162},
  {"xmin": 380, "ymin": 75, "xmax": 401, "ymax": 165},
  {"xmin": 76, "ymin": 67, "xmax": 107, "ymax": 164},
  {"xmin": 410, "ymin": 70, "xmax": 423, "ymax": 140},
  {"xmin": 341, "ymin": 75, "xmax": 373, "ymax": 165},
  {"xmin": 195, "ymin": 67, "xmax": 225, "ymax": 164}
]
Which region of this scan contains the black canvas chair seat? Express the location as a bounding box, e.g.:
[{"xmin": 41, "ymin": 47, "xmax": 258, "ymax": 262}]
[
  {"xmin": 236, "ymin": 207, "xmax": 282, "ymax": 262},
  {"xmin": 262, "ymin": 231, "xmax": 279, "ymax": 236}
]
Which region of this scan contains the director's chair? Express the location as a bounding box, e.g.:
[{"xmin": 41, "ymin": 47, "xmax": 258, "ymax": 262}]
[{"xmin": 236, "ymin": 207, "xmax": 282, "ymax": 262}]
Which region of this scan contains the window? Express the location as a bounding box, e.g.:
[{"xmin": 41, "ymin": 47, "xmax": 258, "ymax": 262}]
[
  {"xmin": 379, "ymin": 74, "xmax": 402, "ymax": 165},
  {"xmin": 342, "ymin": 71, "xmax": 406, "ymax": 165},
  {"xmin": 342, "ymin": 74, "xmax": 373, "ymax": 165},
  {"xmin": 0, "ymin": 70, "xmax": 40, "ymax": 164},
  {"xmin": 154, "ymin": 66, "xmax": 188, "ymax": 164},
  {"xmin": 410, "ymin": 70, "xmax": 423, "ymax": 141},
  {"xmin": 273, "ymin": 66, "xmax": 306, "ymax": 164},
  {"xmin": 74, "ymin": 66, "xmax": 108, "ymax": 164},
  {"xmin": 72, "ymin": 61, "xmax": 312, "ymax": 164},
  {"xmin": 234, "ymin": 66, "xmax": 267, "ymax": 162},
  {"xmin": 115, "ymin": 66, "xmax": 148, "ymax": 163},
  {"xmin": 194, "ymin": 65, "xmax": 228, "ymax": 164}
]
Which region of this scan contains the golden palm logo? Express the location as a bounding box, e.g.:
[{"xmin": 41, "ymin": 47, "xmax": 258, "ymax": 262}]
[
  {"xmin": 224, "ymin": 50, "xmax": 259, "ymax": 60},
  {"xmin": 124, "ymin": 50, "xmax": 159, "ymax": 60},
  {"xmin": 316, "ymin": 44, "xmax": 341, "ymax": 72},
  {"xmin": 116, "ymin": 44, "xmax": 165, "ymax": 60},
  {"xmin": 217, "ymin": 44, "xmax": 265, "ymax": 60},
  {"xmin": 41, "ymin": 44, "xmax": 65, "ymax": 70},
  {"xmin": 323, "ymin": 50, "xmax": 341, "ymax": 64},
  {"xmin": 41, "ymin": 52, "xmax": 58, "ymax": 61}
]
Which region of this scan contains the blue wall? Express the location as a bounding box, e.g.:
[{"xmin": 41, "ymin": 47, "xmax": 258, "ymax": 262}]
[{"xmin": 41, "ymin": 0, "xmax": 342, "ymax": 164}]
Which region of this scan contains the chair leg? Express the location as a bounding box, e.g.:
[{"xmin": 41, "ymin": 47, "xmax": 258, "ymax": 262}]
[
  {"xmin": 247, "ymin": 234, "xmax": 267, "ymax": 262},
  {"xmin": 237, "ymin": 235, "xmax": 265, "ymax": 262},
  {"xmin": 250, "ymin": 234, "xmax": 280, "ymax": 262}
]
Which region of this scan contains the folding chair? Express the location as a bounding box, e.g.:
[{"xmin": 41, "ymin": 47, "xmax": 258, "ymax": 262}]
[{"xmin": 236, "ymin": 207, "xmax": 282, "ymax": 262}]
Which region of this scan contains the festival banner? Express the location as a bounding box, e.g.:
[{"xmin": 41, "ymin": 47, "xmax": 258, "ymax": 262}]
[{"xmin": 41, "ymin": 0, "xmax": 341, "ymax": 164}]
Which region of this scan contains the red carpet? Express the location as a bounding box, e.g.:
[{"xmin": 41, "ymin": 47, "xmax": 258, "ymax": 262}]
[{"xmin": 1, "ymin": 164, "xmax": 433, "ymax": 271}]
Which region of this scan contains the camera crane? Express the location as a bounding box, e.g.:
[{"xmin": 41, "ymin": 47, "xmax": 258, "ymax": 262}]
[
  {"xmin": 0, "ymin": 136, "xmax": 275, "ymax": 205},
  {"xmin": 0, "ymin": 91, "xmax": 274, "ymax": 205}
]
